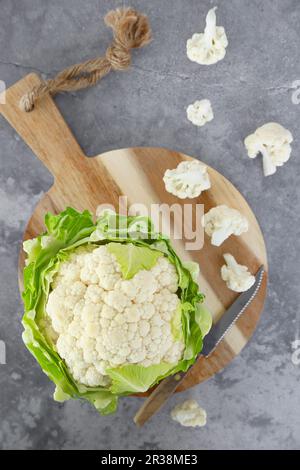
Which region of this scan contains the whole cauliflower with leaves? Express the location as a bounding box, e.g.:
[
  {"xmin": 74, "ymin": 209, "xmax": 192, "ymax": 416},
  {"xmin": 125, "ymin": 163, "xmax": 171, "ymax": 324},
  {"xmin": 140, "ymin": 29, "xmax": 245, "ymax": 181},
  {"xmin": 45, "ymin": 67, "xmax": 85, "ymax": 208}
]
[
  {"xmin": 22, "ymin": 209, "xmax": 211, "ymax": 414},
  {"xmin": 46, "ymin": 244, "xmax": 184, "ymax": 387}
]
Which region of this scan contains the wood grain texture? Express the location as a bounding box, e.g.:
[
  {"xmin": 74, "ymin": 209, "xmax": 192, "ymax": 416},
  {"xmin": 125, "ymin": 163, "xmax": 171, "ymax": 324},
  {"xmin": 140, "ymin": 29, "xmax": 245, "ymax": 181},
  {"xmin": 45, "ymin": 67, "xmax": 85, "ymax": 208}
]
[{"xmin": 0, "ymin": 73, "xmax": 268, "ymax": 392}]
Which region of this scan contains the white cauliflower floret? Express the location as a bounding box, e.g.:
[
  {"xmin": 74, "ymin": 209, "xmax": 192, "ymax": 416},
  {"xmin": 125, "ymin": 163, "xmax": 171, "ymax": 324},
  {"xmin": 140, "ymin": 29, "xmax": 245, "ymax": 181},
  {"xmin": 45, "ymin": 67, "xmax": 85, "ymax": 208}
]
[
  {"xmin": 186, "ymin": 99, "xmax": 214, "ymax": 127},
  {"xmin": 85, "ymin": 285, "xmax": 104, "ymax": 304},
  {"xmin": 202, "ymin": 205, "xmax": 249, "ymax": 246},
  {"xmin": 171, "ymin": 399, "xmax": 207, "ymax": 428},
  {"xmin": 187, "ymin": 7, "xmax": 228, "ymax": 65},
  {"xmin": 104, "ymin": 291, "xmax": 131, "ymax": 313},
  {"xmin": 139, "ymin": 320, "xmax": 150, "ymax": 337},
  {"xmin": 163, "ymin": 160, "xmax": 211, "ymax": 199},
  {"xmin": 45, "ymin": 244, "xmax": 184, "ymax": 387},
  {"xmin": 131, "ymin": 270, "xmax": 158, "ymax": 303},
  {"xmin": 244, "ymin": 122, "xmax": 293, "ymax": 176},
  {"xmin": 221, "ymin": 254, "xmax": 255, "ymax": 292}
]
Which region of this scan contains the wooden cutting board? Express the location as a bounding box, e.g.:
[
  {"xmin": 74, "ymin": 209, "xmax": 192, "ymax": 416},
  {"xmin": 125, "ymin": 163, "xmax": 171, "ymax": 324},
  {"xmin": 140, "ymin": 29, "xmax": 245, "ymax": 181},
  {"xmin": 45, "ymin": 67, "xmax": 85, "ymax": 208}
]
[{"xmin": 0, "ymin": 73, "xmax": 268, "ymax": 392}]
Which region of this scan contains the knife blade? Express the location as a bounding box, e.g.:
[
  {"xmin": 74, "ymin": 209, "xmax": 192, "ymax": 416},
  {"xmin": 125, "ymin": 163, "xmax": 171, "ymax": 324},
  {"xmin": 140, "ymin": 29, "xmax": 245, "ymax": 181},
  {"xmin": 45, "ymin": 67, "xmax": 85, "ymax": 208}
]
[
  {"xmin": 201, "ymin": 265, "xmax": 265, "ymax": 357},
  {"xmin": 134, "ymin": 265, "xmax": 265, "ymax": 427}
]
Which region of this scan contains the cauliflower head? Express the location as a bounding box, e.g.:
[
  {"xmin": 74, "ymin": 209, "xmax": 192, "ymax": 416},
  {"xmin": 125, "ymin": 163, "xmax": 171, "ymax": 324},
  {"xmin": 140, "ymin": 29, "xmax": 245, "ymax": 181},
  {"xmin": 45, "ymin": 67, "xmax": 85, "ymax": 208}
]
[
  {"xmin": 46, "ymin": 244, "xmax": 184, "ymax": 387},
  {"xmin": 202, "ymin": 205, "xmax": 249, "ymax": 246},
  {"xmin": 221, "ymin": 253, "xmax": 255, "ymax": 293},
  {"xmin": 171, "ymin": 399, "xmax": 207, "ymax": 428},
  {"xmin": 244, "ymin": 122, "xmax": 293, "ymax": 176},
  {"xmin": 187, "ymin": 7, "xmax": 228, "ymax": 65},
  {"xmin": 163, "ymin": 160, "xmax": 211, "ymax": 199},
  {"xmin": 22, "ymin": 209, "xmax": 210, "ymax": 415},
  {"xmin": 186, "ymin": 99, "xmax": 214, "ymax": 127}
]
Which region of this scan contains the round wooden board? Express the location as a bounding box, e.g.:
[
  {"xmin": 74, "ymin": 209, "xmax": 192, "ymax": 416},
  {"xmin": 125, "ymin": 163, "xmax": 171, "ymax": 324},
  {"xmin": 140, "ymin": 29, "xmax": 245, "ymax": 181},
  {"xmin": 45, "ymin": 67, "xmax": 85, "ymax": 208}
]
[
  {"xmin": 21, "ymin": 146, "xmax": 268, "ymax": 392},
  {"xmin": 0, "ymin": 74, "xmax": 268, "ymax": 393}
]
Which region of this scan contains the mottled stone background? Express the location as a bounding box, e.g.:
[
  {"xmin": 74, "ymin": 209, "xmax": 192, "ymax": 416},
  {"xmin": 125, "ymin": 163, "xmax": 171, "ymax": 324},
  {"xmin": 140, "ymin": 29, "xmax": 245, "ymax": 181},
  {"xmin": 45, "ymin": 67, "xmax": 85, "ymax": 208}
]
[{"xmin": 0, "ymin": 0, "xmax": 299, "ymax": 450}]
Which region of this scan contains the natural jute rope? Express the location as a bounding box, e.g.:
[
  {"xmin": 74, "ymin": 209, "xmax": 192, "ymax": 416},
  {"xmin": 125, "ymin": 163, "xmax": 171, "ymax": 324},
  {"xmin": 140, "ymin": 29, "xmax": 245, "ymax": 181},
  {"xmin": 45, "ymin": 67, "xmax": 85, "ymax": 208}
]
[{"xmin": 20, "ymin": 7, "xmax": 152, "ymax": 112}]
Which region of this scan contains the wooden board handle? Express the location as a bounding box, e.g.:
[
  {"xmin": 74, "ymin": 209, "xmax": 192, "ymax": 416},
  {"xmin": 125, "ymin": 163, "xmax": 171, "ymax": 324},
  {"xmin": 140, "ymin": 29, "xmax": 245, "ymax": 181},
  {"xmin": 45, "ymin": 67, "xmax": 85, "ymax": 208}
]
[{"xmin": 0, "ymin": 73, "xmax": 85, "ymax": 179}]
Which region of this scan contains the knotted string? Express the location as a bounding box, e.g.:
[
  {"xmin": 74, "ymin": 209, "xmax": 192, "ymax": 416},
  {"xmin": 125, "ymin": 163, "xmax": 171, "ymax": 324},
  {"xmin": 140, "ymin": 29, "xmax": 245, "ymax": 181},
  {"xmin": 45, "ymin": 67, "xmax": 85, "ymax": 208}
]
[{"xmin": 20, "ymin": 7, "xmax": 151, "ymax": 112}]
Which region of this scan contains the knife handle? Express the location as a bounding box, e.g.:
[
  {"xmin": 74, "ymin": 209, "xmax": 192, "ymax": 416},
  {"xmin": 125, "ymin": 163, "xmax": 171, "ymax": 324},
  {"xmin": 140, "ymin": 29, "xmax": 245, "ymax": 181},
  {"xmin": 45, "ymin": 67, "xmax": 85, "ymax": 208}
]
[{"xmin": 133, "ymin": 372, "xmax": 186, "ymax": 426}]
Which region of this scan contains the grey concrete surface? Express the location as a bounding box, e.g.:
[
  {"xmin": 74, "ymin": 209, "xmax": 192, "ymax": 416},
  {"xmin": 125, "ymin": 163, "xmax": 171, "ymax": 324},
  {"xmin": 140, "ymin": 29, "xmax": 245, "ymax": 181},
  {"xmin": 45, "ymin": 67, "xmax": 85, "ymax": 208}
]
[{"xmin": 0, "ymin": 0, "xmax": 299, "ymax": 450}]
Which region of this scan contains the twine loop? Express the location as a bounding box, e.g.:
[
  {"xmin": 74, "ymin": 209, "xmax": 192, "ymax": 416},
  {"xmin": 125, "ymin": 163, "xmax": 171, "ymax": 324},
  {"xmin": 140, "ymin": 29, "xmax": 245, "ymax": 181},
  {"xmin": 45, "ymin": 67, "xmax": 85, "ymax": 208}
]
[{"xmin": 20, "ymin": 7, "xmax": 151, "ymax": 112}]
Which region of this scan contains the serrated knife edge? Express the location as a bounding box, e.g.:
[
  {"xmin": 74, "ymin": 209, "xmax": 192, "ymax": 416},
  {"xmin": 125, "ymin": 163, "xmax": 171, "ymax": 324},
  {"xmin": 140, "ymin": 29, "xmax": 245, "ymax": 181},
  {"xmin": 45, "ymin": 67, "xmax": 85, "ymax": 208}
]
[{"xmin": 202, "ymin": 265, "xmax": 265, "ymax": 357}]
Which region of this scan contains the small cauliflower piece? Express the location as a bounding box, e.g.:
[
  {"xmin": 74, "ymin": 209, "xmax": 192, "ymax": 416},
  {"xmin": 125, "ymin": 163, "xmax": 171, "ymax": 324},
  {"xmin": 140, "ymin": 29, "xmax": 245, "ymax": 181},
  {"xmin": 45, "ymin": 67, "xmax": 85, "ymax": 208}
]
[
  {"xmin": 163, "ymin": 160, "xmax": 211, "ymax": 199},
  {"xmin": 186, "ymin": 99, "xmax": 214, "ymax": 127},
  {"xmin": 202, "ymin": 205, "xmax": 249, "ymax": 246},
  {"xmin": 221, "ymin": 253, "xmax": 255, "ymax": 292},
  {"xmin": 186, "ymin": 7, "xmax": 228, "ymax": 65},
  {"xmin": 244, "ymin": 122, "xmax": 293, "ymax": 177},
  {"xmin": 171, "ymin": 399, "xmax": 207, "ymax": 428}
]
